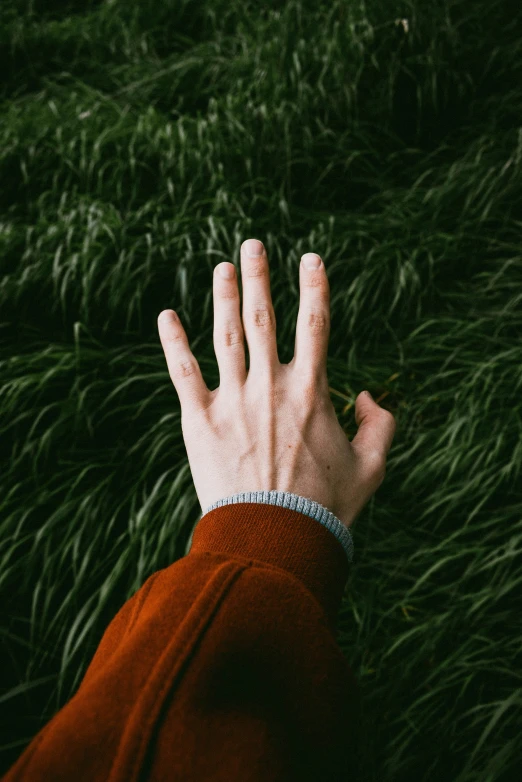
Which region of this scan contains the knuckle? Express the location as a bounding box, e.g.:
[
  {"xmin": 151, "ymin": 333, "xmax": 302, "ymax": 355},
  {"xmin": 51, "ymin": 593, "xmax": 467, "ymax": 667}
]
[
  {"xmin": 299, "ymin": 378, "xmax": 324, "ymax": 406},
  {"xmin": 306, "ymin": 309, "xmax": 328, "ymax": 334},
  {"xmin": 220, "ymin": 324, "xmax": 243, "ymax": 348},
  {"xmin": 251, "ymin": 305, "xmax": 275, "ymax": 331},
  {"xmin": 365, "ymin": 449, "xmax": 386, "ymax": 476},
  {"xmin": 379, "ymin": 408, "xmax": 397, "ymax": 433},
  {"xmin": 217, "ymin": 286, "xmax": 239, "ymax": 301},
  {"xmin": 244, "ymin": 261, "xmax": 266, "ymax": 279},
  {"xmin": 303, "ymin": 271, "xmax": 329, "ymax": 293},
  {"xmin": 175, "ymin": 359, "xmax": 197, "ymax": 379},
  {"xmin": 163, "ymin": 329, "xmax": 185, "ymax": 345},
  {"xmin": 301, "ymin": 385, "xmax": 317, "ymax": 407}
]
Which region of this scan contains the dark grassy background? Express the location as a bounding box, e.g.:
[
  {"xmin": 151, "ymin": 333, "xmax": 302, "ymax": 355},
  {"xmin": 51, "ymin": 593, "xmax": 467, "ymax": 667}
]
[{"xmin": 1, "ymin": 0, "xmax": 521, "ymax": 779}]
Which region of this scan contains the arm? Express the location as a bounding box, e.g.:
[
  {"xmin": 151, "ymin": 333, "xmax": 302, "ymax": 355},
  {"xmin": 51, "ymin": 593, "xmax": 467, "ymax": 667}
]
[{"xmin": 2, "ymin": 239, "xmax": 395, "ymax": 782}]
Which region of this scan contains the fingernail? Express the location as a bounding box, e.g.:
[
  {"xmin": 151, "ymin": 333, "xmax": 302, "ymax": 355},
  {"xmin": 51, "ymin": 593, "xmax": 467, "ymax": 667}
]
[
  {"xmin": 364, "ymin": 390, "xmax": 373, "ymax": 400},
  {"xmin": 218, "ymin": 263, "xmax": 235, "ymax": 279},
  {"xmin": 159, "ymin": 310, "xmax": 177, "ymax": 324},
  {"xmin": 301, "ymin": 253, "xmax": 322, "ymax": 270},
  {"xmin": 242, "ymin": 238, "xmax": 264, "ymax": 257}
]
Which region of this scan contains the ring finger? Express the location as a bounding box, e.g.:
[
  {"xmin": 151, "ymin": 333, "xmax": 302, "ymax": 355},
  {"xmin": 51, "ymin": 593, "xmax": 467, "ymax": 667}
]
[{"xmin": 240, "ymin": 238, "xmax": 279, "ymax": 374}]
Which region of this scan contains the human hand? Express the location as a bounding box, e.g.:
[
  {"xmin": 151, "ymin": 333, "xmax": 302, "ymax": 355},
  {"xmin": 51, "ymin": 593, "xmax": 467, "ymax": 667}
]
[{"xmin": 157, "ymin": 239, "xmax": 396, "ymax": 530}]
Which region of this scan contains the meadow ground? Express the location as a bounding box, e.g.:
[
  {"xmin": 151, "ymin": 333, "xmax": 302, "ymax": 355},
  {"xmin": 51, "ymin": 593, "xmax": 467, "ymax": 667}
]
[{"xmin": 1, "ymin": 1, "xmax": 521, "ymax": 780}]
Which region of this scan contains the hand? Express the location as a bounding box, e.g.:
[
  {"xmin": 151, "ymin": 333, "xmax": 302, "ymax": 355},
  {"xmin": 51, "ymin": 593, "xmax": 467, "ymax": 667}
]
[{"xmin": 157, "ymin": 239, "xmax": 396, "ymax": 530}]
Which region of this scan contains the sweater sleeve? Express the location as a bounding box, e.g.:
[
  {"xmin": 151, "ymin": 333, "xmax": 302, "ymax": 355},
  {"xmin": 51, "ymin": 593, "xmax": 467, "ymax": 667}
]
[{"xmin": 1, "ymin": 494, "xmax": 361, "ymax": 782}]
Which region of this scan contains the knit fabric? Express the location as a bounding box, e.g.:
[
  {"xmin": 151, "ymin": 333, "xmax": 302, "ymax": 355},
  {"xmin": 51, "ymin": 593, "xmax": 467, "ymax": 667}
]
[{"xmin": 203, "ymin": 490, "xmax": 354, "ymax": 564}]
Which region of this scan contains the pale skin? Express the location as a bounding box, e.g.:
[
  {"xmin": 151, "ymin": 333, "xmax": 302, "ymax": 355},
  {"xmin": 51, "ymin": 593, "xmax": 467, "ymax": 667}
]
[{"xmin": 157, "ymin": 238, "xmax": 396, "ymax": 530}]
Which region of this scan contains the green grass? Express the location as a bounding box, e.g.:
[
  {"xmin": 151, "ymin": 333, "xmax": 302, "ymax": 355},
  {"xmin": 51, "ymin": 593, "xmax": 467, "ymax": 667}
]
[{"xmin": 1, "ymin": 0, "xmax": 522, "ymax": 779}]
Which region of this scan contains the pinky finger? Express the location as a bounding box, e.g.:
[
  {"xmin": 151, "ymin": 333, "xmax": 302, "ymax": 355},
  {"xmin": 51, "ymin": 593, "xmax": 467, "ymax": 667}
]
[{"xmin": 157, "ymin": 310, "xmax": 211, "ymax": 412}]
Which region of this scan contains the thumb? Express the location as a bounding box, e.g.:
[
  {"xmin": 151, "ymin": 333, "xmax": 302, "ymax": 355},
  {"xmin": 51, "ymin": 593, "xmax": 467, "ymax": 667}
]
[{"xmin": 351, "ymin": 390, "xmax": 396, "ymax": 464}]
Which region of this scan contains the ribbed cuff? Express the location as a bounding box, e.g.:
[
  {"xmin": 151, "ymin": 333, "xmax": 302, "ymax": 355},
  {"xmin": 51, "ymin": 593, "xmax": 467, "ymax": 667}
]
[{"xmin": 203, "ymin": 490, "xmax": 354, "ymax": 564}]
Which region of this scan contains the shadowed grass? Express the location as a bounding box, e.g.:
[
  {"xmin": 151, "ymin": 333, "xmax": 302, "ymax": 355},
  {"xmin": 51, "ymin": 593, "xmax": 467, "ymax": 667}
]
[{"xmin": 1, "ymin": 0, "xmax": 522, "ymax": 779}]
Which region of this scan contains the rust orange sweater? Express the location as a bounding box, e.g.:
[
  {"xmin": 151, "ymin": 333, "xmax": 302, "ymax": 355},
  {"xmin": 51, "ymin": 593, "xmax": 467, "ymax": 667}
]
[{"xmin": 2, "ymin": 492, "xmax": 361, "ymax": 782}]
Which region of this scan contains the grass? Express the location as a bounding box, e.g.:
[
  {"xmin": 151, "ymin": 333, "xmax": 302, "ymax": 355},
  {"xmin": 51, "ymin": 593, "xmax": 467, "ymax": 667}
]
[{"xmin": 1, "ymin": 0, "xmax": 521, "ymax": 779}]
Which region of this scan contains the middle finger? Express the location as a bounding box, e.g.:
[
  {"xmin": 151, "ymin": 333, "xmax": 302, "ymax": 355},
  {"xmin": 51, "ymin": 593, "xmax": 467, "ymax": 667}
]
[{"xmin": 240, "ymin": 238, "xmax": 279, "ymax": 373}]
